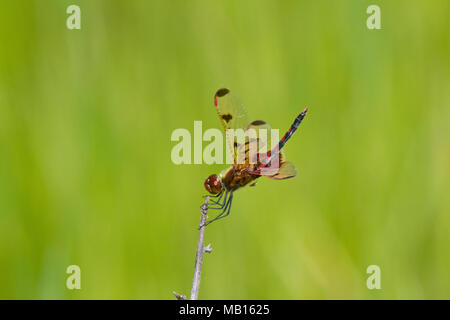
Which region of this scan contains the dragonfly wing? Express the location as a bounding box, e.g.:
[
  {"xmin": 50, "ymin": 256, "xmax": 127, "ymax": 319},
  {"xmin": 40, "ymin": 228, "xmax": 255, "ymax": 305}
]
[
  {"xmin": 214, "ymin": 88, "xmax": 250, "ymax": 131},
  {"xmin": 250, "ymin": 151, "xmax": 297, "ymax": 180},
  {"xmin": 214, "ymin": 88, "xmax": 250, "ymax": 164},
  {"xmin": 235, "ymin": 120, "xmax": 271, "ymax": 164},
  {"xmin": 267, "ymin": 161, "xmax": 297, "ymax": 180},
  {"xmin": 247, "ymin": 120, "xmax": 272, "ymax": 134}
]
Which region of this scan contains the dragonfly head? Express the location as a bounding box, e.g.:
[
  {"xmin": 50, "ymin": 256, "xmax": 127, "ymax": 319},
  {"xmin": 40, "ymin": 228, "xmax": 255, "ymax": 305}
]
[{"xmin": 204, "ymin": 174, "xmax": 223, "ymax": 195}]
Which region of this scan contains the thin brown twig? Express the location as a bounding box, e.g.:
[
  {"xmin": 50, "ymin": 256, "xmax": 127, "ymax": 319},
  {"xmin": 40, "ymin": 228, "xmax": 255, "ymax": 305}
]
[{"xmin": 173, "ymin": 196, "xmax": 212, "ymax": 300}]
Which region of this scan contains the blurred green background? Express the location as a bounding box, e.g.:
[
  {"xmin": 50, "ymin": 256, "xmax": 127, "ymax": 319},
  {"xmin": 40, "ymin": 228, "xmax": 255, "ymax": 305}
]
[{"xmin": 0, "ymin": 0, "xmax": 449, "ymax": 299}]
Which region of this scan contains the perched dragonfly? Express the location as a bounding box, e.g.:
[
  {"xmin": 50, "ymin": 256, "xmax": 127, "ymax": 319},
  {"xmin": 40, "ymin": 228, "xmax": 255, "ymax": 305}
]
[{"xmin": 202, "ymin": 88, "xmax": 308, "ymax": 226}]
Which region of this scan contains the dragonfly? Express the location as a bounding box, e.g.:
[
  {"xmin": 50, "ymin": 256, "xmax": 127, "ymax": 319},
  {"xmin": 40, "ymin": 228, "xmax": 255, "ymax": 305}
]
[{"xmin": 202, "ymin": 88, "xmax": 308, "ymax": 227}]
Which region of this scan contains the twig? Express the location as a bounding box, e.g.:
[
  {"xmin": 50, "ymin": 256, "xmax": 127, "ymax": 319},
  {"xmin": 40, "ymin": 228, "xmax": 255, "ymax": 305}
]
[
  {"xmin": 173, "ymin": 196, "xmax": 212, "ymax": 300},
  {"xmin": 172, "ymin": 291, "xmax": 186, "ymax": 300},
  {"xmin": 190, "ymin": 196, "xmax": 211, "ymax": 300}
]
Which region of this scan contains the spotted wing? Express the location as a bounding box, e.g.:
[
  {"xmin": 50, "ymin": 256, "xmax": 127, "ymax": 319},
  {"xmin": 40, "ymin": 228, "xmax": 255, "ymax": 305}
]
[
  {"xmin": 246, "ymin": 120, "xmax": 277, "ymax": 153},
  {"xmin": 214, "ymin": 88, "xmax": 250, "ymax": 132},
  {"xmin": 214, "ymin": 88, "xmax": 250, "ymax": 164},
  {"xmin": 235, "ymin": 120, "xmax": 273, "ymax": 165}
]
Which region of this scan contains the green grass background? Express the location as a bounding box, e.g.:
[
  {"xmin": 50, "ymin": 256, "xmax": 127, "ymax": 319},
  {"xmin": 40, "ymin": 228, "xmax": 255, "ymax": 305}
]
[{"xmin": 0, "ymin": 0, "xmax": 449, "ymax": 299}]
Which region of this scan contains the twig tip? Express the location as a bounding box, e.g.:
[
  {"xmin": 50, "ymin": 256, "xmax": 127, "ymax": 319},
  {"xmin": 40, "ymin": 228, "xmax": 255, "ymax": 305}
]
[{"xmin": 173, "ymin": 291, "xmax": 187, "ymax": 300}]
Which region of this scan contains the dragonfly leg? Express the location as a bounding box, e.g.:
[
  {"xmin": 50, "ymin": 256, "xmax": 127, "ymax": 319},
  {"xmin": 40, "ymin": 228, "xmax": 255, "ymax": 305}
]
[
  {"xmin": 208, "ymin": 191, "xmax": 225, "ymax": 205},
  {"xmin": 200, "ymin": 191, "xmax": 226, "ymax": 210},
  {"xmin": 203, "ymin": 192, "xmax": 222, "ymax": 199},
  {"xmin": 206, "ymin": 191, "xmax": 229, "ymax": 210},
  {"xmin": 203, "ymin": 193, "xmax": 234, "ymax": 227}
]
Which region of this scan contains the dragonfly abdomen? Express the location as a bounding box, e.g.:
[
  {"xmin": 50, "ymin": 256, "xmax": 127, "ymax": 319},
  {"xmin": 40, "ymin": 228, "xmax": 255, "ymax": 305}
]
[{"xmin": 253, "ymin": 108, "xmax": 308, "ymax": 172}]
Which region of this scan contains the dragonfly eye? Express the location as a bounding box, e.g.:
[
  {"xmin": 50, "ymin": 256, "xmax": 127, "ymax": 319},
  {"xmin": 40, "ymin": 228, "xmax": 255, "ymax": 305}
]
[{"xmin": 204, "ymin": 174, "xmax": 222, "ymax": 194}]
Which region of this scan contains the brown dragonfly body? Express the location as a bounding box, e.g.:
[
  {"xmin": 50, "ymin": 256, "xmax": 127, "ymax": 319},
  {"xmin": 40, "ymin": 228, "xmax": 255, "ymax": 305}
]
[{"xmin": 221, "ymin": 165, "xmax": 260, "ymax": 192}]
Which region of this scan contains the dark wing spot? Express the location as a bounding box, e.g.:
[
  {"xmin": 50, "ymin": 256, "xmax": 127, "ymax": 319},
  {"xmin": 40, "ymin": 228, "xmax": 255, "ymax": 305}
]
[
  {"xmin": 216, "ymin": 88, "xmax": 230, "ymax": 97},
  {"xmin": 250, "ymin": 120, "xmax": 266, "ymax": 126},
  {"xmin": 222, "ymin": 114, "xmax": 233, "ymax": 122}
]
